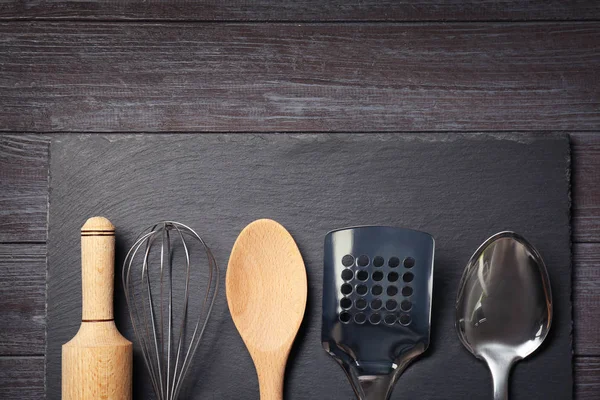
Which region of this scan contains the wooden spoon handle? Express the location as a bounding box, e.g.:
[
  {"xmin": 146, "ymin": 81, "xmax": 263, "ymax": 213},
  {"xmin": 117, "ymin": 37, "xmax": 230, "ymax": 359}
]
[
  {"xmin": 80, "ymin": 216, "xmax": 115, "ymax": 321},
  {"xmin": 256, "ymin": 355, "xmax": 286, "ymax": 400}
]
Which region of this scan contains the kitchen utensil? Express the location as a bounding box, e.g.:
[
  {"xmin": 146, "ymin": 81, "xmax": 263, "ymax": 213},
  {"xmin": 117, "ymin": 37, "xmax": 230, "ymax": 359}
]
[
  {"xmin": 122, "ymin": 221, "xmax": 219, "ymax": 400},
  {"xmin": 226, "ymin": 219, "xmax": 307, "ymax": 400},
  {"xmin": 322, "ymin": 226, "xmax": 435, "ymax": 400},
  {"xmin": 455, "ymin": 231, "xmax": 553, "ymax": 400},
  {"xmin": 62, "ymin": 216, "xmax": 132, "ymax": 400}
]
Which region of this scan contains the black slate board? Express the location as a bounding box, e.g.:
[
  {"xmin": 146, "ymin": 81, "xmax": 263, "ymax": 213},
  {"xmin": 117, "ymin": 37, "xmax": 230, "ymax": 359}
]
[{"xmin": 47, "ymin": 133, "xmax": 572, "ymax": 399}]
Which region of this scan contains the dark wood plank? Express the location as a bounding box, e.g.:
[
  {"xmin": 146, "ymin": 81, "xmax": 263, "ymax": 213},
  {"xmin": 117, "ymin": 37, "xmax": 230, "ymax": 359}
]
[
  {"xmin": 0, "ymin": 135, "xmax": 49, "ymax": 242},
  {"xmin": 1, "ymin": 0, "xmax": 599, "ymax": 21},
  {"xmin": 0, "ymin": 244, "xmax": 46, "ymax": 355},
  {"xmin": 0, "ymin": 356, "xmax": 44, "ymax": 399},
  {"xmin": 0, "ymin": 23, "xmax": 598, "ymax": 132},
  {"xmin": 572, "ymin": 133, "xmax": 600, "ymax": 243},
  {"xmin": 574, "ymin": 243, "xmax": 600, "ymax": 355},
  {"xmin": 575, "ymin": 357, "xmax": 600, "ymax": 400}
]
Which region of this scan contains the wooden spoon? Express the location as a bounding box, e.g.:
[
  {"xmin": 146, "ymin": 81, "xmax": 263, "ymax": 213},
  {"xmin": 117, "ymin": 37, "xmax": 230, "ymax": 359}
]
[{"xmin": 226, "ymin": 219, "xmax": 308, "ymax": 400}]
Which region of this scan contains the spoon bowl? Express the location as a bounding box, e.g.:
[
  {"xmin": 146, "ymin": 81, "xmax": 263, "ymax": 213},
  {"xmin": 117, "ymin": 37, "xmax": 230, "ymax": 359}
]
[
  {"xmin": 227, "ymin": 219, "xmax": 307, "ymax": 400},
  {"xmin": 456, "ymin": 231, "xmax": 552, "ymax": 400}
]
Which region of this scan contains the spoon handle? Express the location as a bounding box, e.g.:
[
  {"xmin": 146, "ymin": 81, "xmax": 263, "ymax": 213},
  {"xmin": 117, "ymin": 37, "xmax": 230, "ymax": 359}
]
[
  {"xmin": 486, "ymin": 356, "xmax": 514, "ymax": 400},
  {"xmin": 256, "ymin": 356, "xmax": 286, "ymax": 400},
  {"xmin": 258, "ymin": 379, "xmax": 283, "ymax": 400}
]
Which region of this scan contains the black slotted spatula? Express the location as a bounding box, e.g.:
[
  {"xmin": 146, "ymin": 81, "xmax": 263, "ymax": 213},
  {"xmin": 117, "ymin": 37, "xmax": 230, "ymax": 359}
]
[{"xmin": 322, "ymin": 226, "xmax": 435, "ymax": 400}]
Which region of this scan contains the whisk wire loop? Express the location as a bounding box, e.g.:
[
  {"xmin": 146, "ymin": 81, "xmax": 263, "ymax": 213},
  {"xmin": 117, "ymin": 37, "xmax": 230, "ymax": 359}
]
[{"xmin": 123, "ymin": 221, "xmax": 219, "ymax": 400}]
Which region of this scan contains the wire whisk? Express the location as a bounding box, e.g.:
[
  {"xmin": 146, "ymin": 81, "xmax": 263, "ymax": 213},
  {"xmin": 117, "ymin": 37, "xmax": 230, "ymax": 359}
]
[{"xmin": 123, "ymin": 221, "xmax": 219, "ymax": 400}]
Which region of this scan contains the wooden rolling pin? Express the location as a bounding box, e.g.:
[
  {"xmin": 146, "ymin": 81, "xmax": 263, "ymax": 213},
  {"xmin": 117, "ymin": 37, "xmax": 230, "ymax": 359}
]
[{"xmin": 62, "ymin": 216, "xmax": 132, "ymax": 400}]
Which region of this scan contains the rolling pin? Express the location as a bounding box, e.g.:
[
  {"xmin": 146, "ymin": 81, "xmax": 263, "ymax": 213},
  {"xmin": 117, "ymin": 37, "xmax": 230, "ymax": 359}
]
[{"xmin": 62, "ymin": 216, "xmax": 132, "ymax": 400}]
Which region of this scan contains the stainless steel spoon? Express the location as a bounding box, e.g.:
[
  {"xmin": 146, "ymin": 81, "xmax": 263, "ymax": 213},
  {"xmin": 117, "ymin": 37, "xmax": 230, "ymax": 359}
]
[{"xmin": 455, "ymin": 231, "xmax": 553, "ymax": 400}]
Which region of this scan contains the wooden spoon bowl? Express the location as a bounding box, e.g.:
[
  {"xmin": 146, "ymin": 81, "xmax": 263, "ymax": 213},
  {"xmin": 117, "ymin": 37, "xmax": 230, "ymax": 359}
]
[{"xmin": 227, "ymin": 219, "xmax": 308, "ymax": 400}]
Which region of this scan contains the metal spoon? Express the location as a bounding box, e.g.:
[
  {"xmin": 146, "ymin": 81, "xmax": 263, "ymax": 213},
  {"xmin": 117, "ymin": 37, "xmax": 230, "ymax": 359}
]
[{"xmin": 455, "ymin": 231, "xmax": 553, "ymax": 400}]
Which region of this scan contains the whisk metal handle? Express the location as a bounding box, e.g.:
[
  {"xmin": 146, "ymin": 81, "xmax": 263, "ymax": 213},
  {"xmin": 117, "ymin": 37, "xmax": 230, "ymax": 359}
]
[{"xmin": 81, "ymin": 216, "xmax": 116, "ymax": 321}]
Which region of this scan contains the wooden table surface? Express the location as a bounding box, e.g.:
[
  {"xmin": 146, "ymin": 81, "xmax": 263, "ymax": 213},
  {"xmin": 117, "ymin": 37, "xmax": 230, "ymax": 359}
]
[{"xmin": 0, "ymin": 1, "xmax": 598, "ymax": 398}]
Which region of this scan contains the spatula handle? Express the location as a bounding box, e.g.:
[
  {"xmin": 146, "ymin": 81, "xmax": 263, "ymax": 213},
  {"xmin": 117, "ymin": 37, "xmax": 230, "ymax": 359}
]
[{"xmin": 81, "ymin": 216, "xmax": 115, "ymax": 321}]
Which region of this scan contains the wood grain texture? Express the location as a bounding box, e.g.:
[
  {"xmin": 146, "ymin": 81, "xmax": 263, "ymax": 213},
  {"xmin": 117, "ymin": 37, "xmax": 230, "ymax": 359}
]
[
  {"xmin": 0, "ymin": 244, "xmax": 46, "ymax": 356},
  {"xmin": 62, "ymin": 323, "xmax": 132, "ymax": 400},
  {"xmin": 0, "ymin": 356, "xmax": 45, "ymax": 399},
  {"xmin": 0, "ymin": 135, "xmax": 49, "ymax": 242},
  {"xmin": 1, "ymin": 0, "xmax": 599, "ymax": 21},
  {"xmin": 0, "ymin": 23, "xmax": 598, "ymax": 132},
  {"xmin": 227, "ymin": 219, "xmax": 307, "ymax": 400},
  {"xmin": 62, "ymin": 217, "xmax": 131, "ymax": 400},
  {"xmin": 572, "ymin": 133, "xmax": 600, "ymax": 243},
  {"xmin": 80, "ymin": 217, "xmax": 116, "ymax": 320},
  {"xmin": 573, "ymin": 243, "xmax": 600, "ymax": 355},
  {"xmin": 576, "ymin": 357, "xmax": 600, "ymax": 400}
]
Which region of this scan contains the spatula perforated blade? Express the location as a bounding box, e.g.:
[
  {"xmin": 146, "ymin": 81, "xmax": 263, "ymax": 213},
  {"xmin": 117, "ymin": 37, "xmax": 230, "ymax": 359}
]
[{"xmin": 322, "ymin": 226, "xmax": 435, "ymax": 400}]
